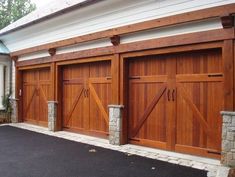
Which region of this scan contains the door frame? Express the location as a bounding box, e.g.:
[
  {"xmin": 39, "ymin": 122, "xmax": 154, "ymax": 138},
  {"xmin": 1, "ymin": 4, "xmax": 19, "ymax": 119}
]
[{"xmin": 120, "ymin": 41, "xmax": 233, "ymax": 156}]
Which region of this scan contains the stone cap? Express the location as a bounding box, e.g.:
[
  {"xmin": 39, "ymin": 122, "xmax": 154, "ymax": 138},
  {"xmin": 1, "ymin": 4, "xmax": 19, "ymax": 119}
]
[
  {"xmin": 48, "ymin": 101, "xmax": 58, "ymax": 104},
  {"xmin": 108, "ymin": 105, "xmax": 124, "ymax": 108},
  {"xmin": 221, "ymin": 111, "xmax": 235, "ymax": 116}
]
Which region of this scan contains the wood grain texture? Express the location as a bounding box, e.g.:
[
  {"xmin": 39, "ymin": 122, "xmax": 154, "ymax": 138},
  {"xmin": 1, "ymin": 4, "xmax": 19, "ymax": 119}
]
[
  {"xmin": 127, "ymin": 49, "xmax": 223, "ymax": 158},
  {"xmin": 10, "ymin": 3, "xmax": 235, "ymax": 57},
  {"xmin": 15, "ymin": 29, "xmax": 233, "ymax": 68},
  {"xmin": 223, "ymin": 40, "xmax": 234, "ymax": 111},
  {"xmin": 62, "ymin": 61, "xmax": 111, "ymax": 137},
  {"xmin": 22, "ymin": 68, "xmax": 51, "ymax": 127}
]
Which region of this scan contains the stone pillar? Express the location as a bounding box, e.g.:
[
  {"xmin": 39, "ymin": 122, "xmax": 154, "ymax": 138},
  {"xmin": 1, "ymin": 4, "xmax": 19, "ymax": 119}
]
[
  {"xmin": 48, "ymin": 101, "xmax": 58, "ymax": 132},
  {"xmin": 221, "ymin": 111, "xmax": 235, "ymax": 167},
  {"xmin": 108, "ymin": 105, "xmax": 124, "ymax": 145},
  {"xmin": 10, "ymin": 98, "xmax": 18, "ymax": 123}
]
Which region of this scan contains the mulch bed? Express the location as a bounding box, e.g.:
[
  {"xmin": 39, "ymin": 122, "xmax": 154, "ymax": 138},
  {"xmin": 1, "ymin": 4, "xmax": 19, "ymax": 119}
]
[{"xmin": 0, "ymin": 126, "xmax": 207, "ymax": 177}]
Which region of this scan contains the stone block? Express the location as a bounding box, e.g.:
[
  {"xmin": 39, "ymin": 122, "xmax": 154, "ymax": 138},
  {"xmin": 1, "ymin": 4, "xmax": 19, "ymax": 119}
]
[
  {"xmin": 227, "ymin": 132, "xmax": 234, "ymax": 141},
  {"xmin": 223, "ymin": 115, "xmax": 232, "ymax": 123},
  {"xmin": 222, "ymin": 140, "xmax": 231, "ymax": 152}
]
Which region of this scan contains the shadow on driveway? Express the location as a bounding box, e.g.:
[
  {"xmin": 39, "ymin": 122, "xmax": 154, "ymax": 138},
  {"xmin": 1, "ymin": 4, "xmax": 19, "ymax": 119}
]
[{"xmin": 0, "ymin": 126, "xmax": 207, "ymax": 177}]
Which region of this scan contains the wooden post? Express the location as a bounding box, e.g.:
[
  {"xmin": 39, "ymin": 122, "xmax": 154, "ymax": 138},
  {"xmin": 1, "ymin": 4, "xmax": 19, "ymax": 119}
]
[
  {"xmin": 111, "ymin": 54, "xmax": 120, "ymax": 104},
  {"xmin": 223, "ymin": 40, "xmax": 234, "ymax": 111}
]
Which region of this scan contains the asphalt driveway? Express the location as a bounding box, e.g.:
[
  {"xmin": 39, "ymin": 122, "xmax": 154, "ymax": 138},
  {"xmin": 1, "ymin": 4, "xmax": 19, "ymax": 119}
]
[{"xmin": 0, "ymin": 126, "xmax": 207, "ymax": 177}]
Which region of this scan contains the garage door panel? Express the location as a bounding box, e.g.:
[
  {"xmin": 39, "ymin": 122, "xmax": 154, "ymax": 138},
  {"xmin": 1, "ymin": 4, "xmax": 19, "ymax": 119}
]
[
  {"xmin": 128, "ymin": 55, "xmax": 169, "ymax": 147},
  {"xmin": 22, "ymin": 68, "xmax": 51, "ymax": 127},
  {"xmin": 62, "ymin": 60, "xmax": 111, "ymax": 137},
  {"xmin": 176, "ymin": 49, "xmax": 223, "ymax": 153},
  {"xmin": 128, "ymin": 49, "xmax": 223, "ymax": 158},
  {"xmin": 89, "ymin": 83, "xmax": 110, "ymax": 134},
  {"xmin": 23, "ymin": 85, "xmax": 37, "ymax": 121},
  {"xmin": 129, "ymin": 83, "xmax": 167, "ymax": 142},
  {"xmin": 38, "ymin": 84, "xmax": 50, "ymax": 123},
  {"xmin": 63, "ymin": 83, "xmax": 85, "ymax": 129}
]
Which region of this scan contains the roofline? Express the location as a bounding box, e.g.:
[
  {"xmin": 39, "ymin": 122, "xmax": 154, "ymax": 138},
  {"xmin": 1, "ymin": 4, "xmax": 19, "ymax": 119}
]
[
  {"xmin": 0, "ymin": 53, "xmax": 10, "ymax": 56},
  {"xmin": 0, "ymin": 0, "xmax": 104, "ymax": 36}
]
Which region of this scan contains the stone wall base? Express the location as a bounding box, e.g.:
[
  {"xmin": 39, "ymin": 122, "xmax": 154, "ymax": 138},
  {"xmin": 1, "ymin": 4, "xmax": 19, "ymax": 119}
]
[{"xmin": 221, "ymin": 111, "xmax": 235, "ymax": 168}]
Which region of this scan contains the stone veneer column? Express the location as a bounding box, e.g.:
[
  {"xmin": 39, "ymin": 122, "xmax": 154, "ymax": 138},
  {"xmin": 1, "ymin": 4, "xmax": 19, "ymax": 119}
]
[
  {"xmin": 48, "ymin": 101, "xmax": 58, "ymax": 132},
  {"xmin": 10, "ymin": 98, "xmax": 18, "ymax": 123},
  {"xmin": 108, "ymin": 105, "xmax": 124, "ymax": 145},
  {"xmin": 221, "ymin": 111, "xmax": 235, "ymax": 167}
]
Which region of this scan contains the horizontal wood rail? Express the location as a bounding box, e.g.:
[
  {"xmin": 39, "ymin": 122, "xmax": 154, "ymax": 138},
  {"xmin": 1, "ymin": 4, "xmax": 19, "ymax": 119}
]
[
  {"xmin": 10, "ymin": 3, "xmax": 235, "ymax": 57},
  {"xmin": 16, "ymin": 29, "xmax": 234, "ymax": 68}
]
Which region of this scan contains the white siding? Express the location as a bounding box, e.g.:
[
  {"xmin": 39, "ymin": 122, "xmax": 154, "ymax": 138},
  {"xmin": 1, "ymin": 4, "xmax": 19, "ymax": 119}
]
[
  {"xmin": 18, "ymin": 50, "xmax": 50, "ymax": 61},
  {"xmin": 11, "ymin": 61, "xmax": 15, "ymax": 98},
  {"xmin": 1, "ymin": 0, "xmax": 234, "ymax": 52},
  {"xmin": 121, "ymin": 18, "xmax": 222, "ymax": 44},
  {"xmin": 57, "ymin": 39, "xmax": 112, "ymax": 54},
  {"xmin": 0, "ymin": 55, "xmax": 11, "ymax": 102}
]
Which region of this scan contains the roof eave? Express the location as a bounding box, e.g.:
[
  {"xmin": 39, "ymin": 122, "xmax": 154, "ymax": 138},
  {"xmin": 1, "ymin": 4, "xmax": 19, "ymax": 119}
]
[{"xmin": 0, "ymin": 0, "xmax": 104, "ymax": 36}]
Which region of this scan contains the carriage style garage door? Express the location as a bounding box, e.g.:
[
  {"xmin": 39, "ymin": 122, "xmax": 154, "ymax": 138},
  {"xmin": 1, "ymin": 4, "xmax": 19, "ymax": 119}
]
[
  {"xmin": 62, "ymin": 61, "xmax": 111, "ymax": 137},
  {"xmin": 22, "ymin": 68, "xmax": 51, "ymax": 127},
  {"xmin": 128, "ymin": 49, "xmax": 223, "ymax": 158}
]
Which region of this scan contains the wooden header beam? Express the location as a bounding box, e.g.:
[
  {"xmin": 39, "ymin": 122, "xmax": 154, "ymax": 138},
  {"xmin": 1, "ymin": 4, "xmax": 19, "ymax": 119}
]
[{"xmin": 10, "ymin": 3, "xmax": 235, "ymax": 57}]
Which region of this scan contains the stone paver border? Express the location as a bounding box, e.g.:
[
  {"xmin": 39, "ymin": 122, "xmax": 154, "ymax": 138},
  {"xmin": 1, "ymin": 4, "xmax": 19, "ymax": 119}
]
[{"xmin": 0, "ymin": 123, "xmax": 230, "ymax": 177}]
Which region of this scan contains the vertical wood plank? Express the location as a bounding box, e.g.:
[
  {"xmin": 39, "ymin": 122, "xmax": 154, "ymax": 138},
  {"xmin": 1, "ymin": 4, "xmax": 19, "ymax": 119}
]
[
  {"xmin": 50, "ymin": 62, "xmax": 56, "ymax": 101},
  {"xmin": 111, "ymin": 54, "xmax": 120, "ymax": 104},
  {"xmin": 234, "ymin": 40, "xmax": 235, "ymax": 111},
  {"xmin": 15, "ymin": 66, "xmax": 23, "ymax": 122},
  {"xmin": 166, "ymin": 57, "xmax": 176, "ymax": 150},
  {"xmin": 56, "ymin": 65, "xmax": 63, "ymax": 130},
  {"xmin": 120, "ymin": 56, "xmax": 128, "ymax": 144},
  {"xmin": 223, "ymin": 40, "xmax": 234, "ymax": 111}
]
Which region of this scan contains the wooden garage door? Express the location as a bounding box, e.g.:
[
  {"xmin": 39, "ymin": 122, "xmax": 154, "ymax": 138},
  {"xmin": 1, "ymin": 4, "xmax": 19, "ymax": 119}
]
[
  {"xmin": 22, "ymin": 68, "xmax": 51, "ymax": 127},
  {"xmin": 62, "ymin": 61, "xmax": 111, "ymax": 137},
  {"xmin": 128, "ymin": 49, "xmax": 223, "ymax": 158}
]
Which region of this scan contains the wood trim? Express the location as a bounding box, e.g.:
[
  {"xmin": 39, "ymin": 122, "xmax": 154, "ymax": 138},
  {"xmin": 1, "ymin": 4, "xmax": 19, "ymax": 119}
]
[
  {"xmin": 223, "ymin": 40, "xmax": 234, "ymax": 111},
  {"xmin": 221, "ymin": 15, "xmax": 234, "ymax": 28},
  {"xmin": 10, "ymin": 3, "xmax": 235, "ymax": 57},
  {"xmin": 17, "ymin": 63, "xmax": 51, "ymax": 70},
  {"xmin": 116, "ymin": 29, "xmax": 234, "ymax": 54},
  {"xmin": 129, "ymin": 139, "xmax": 167, "ymax": 150},
  {"xmin": 50, "ymin": 62, "xmax": 56, "ymax": 100},
  {"xmin": 55, "ymin": 65, "xmax": 63, "ymax": 130},
  {"xmin": 234, "ymin": 40, "xmax": 235, "ymax": 111},
  {"xmin": 15, "ymin": 68, "xmax": 23, "ymax": 122},
  {"xmin": 121, "ymin": 42, "xmax": 223, "ymax": 58},
  {"xmin": 111, "ymin": 54, "xmax": 120, "ymax": 104},
  {"xmin": 175, "ymin": 144, "xmax": 220, "ymax": 159},
  {"xmin": 16, "ymin": 56, "xmax": 51, "ymax": 67},
  {"xmin": 176, "ymin": 73, "xmax": 224, "ymax": 82},
  {"xmin": 120, "ymin": 54, "xmax": 128, "ymax": 144},
  {"xmin": 16, "ymin": 29, "xmax": 232, "ymax": 68},
  {"xmin": 55, "ymin": 55, "xmax": 112, "ymax": 66}
]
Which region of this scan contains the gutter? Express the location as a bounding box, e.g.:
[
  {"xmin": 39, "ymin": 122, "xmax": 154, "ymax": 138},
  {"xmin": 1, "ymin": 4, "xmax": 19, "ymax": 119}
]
[{"xmin": 0, "ymin": 0, "xmax": 104, "ymax": 36}]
